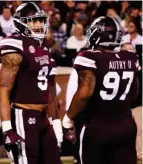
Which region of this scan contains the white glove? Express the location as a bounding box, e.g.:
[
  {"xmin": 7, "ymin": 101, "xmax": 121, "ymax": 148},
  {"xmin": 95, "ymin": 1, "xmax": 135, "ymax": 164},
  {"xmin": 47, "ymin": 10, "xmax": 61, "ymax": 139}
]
[
  {"xmin": 62, "ymin": 114, "xmax": 73, "ymax": 129},
  {"xmin": 52, "ymin": 119, "xmax": 63, "ymax": 148}
]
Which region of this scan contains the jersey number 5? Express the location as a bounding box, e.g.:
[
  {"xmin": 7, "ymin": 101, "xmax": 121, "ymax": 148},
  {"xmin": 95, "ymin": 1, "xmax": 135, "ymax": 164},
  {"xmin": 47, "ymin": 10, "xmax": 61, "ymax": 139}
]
[
  {"xmin": 37, "ymin": 66, "xmax": 48, "ymax": 91},
  {"xmin": 100, "ymin": 71, "xmax": 134, "ymax": 100}
]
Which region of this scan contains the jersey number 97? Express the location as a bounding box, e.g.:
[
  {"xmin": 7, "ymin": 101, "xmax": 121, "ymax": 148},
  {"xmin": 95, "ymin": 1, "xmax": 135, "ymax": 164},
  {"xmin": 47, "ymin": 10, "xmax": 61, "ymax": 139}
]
[{"xmin": 100, "ymin": 71, "xmax": 134, "ymax": 100}]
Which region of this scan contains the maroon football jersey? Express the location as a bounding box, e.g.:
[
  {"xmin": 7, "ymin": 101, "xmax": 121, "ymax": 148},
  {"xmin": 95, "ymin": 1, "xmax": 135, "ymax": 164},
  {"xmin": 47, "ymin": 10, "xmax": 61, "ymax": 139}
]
[
  {"xmin": 74, "ymin": 49, "xmax": 140, "ymax": 120},
  {"xmin": 0, "ymin": 35, "xmax": 56, "ymax": 104}
]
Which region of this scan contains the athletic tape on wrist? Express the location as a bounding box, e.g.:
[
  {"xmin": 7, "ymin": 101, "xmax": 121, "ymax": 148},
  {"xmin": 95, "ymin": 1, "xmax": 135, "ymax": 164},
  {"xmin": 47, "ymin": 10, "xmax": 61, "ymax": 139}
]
[
  {"xmin": 62, "ymin": 114, "xmax": 73, "ymax": 129},
  {"xmin": 2, "ymin": 120, "xmax": 12, "ymax": 132}
]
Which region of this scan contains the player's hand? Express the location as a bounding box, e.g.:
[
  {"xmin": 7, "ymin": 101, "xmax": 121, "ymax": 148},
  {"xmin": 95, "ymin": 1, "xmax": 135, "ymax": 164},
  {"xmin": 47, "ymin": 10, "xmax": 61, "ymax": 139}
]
[
  {"xmin": 2, "ymin": 121, "xmax": 25, "ymax": 163},
  {"xmin": 3, "ymin": 129, "xmax": 25, "ymax": 163},
  {"xmin": 52, "ymin": 119, "xmax": 63, "ymax": 148},
  {"xmin": 62, "ymin": 114, "xmax": 76, "ymax": 144},
  {"xmin": 63, "ymin": 127, "xmax": 76, "ymax": 144}
]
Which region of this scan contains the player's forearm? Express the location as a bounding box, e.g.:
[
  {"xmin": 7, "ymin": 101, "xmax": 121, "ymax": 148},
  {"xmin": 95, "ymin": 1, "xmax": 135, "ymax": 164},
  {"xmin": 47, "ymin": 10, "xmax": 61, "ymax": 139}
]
[
  {"xmin": 67, "ymin": 70, "xmax": 96, "ymax": 120},
  {"xmin": 48, "ymin": 100, "xmax": 59, "ymax": 120},
  {"xmin": 0, "ymin": 90, "xmax": 11, "ymax": 121},
  {"xmin": 48, "ymin": 75, "xmax": 59, "ymax": 120},
  {"xmin": 67, "ymin": 91, "xmax": 90, "ymax": 120}
]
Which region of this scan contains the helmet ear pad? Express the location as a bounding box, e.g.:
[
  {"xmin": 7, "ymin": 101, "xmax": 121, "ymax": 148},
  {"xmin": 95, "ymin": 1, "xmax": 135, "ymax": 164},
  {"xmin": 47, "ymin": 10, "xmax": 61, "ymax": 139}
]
[{"xmin": 100, "ymin": 30, "xmax": 116, "ymax": 43}]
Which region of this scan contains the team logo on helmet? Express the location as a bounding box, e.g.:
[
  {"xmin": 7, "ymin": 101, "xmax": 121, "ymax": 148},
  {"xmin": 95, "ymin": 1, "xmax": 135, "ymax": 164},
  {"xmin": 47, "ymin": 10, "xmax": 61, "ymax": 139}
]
[{"xmin": 29, "ymin": 45, "xmax": 35, "ymax": 53}]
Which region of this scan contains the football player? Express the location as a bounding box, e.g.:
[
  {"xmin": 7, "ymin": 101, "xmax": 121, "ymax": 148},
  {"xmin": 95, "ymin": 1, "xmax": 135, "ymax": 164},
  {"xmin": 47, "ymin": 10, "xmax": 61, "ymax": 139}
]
[
  {"xmin": 62, "ymin": 16, "xmax": 140, "ymax": 164},
  {"xmin": 0, "ymin": 2, "xmax": 62, "ymax": 164}
]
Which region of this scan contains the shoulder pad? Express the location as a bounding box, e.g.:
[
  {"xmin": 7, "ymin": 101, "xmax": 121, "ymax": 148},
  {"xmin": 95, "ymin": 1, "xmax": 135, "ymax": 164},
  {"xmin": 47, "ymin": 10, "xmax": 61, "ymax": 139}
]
[
  {"xmin": 0, "ymin": 36, "xmax": 23, "ymax": 56},
  {"xmin": 74, "ymin": 50, "xmax": 97, "ymax": 71}
]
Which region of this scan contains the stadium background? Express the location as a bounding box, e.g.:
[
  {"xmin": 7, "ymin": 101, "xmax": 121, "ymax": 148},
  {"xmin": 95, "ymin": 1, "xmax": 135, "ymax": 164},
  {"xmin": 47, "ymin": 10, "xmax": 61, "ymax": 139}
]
[{"xmin": 0, "ymin": 0, "xmax": 142, "ymax": 164}]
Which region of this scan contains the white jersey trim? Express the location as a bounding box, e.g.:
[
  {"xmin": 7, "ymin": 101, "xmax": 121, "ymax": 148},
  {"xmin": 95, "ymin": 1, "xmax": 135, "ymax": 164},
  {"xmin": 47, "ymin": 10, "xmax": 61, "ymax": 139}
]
[
  {"xmin": 15, "ymin": 109, "xmax": 28, "ymax": 164},
  {"xmin": 74, "ymin": 56, "xmax": 97, "ymax": 69},
  {"xmin": 79, "ymin": 126, "xmax": 86, "ymax": 164},
  {"xmin": 49, "ymin": 67, "xmax": 57, "ymax": 75},
  {"xmin": 1, "ymin": 49, "xmax": 17, "ymax": 54},
  {"xmin": 0, "ymin": 38, "xmax": 23, "ymax": 51}
]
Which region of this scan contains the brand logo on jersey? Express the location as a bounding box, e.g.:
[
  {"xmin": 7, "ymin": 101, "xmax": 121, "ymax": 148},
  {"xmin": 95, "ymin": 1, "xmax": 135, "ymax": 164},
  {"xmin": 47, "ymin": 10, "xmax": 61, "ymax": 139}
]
[
  {"xmin": 44, "ymin": 47, "xmax": 48, "ymax": 51},
  {"xmin": 28, "ymin": 118, "xmax": 36, "ymax": 125},
  {"xmin": 29, "ymin": 45, "xmax": 35, "ymax": 53},
  {"xmin": 35, "ymin": 55, "xmax": 49, "ymax": 65}
]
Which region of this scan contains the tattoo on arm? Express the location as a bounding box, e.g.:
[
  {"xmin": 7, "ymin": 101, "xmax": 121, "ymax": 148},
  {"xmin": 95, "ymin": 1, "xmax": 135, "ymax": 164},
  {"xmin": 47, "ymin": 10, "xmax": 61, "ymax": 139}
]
[{"xmin": 0, "ymin": 54, "xmax": 22, "ymax": 88}]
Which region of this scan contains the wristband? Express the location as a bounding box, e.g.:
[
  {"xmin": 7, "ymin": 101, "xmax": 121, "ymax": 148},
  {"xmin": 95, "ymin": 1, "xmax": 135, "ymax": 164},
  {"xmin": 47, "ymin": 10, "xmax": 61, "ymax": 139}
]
[
  {"xmin": 62, "ymin": 114, "xmax": 73, "ymax": 129},
  {"xmin": 2, "ymin": 120, "xmax": 12, "ymax": 132},
  {"xmin": 52, "ymin": 119, "xmax": 62, "ymax": 132}
]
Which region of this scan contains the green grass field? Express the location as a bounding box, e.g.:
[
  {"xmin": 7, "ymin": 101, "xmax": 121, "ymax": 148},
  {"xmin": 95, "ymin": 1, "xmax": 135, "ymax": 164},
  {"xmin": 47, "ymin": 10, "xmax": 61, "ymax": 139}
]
[
  {"xmin": 0, "ymin": 158, "xmax": 142, "ymax": 164},
  {"xmin": 0, "ymin": 161, "xmax": 142, "ymax": 164},
  {"xmin": 0, "ymin": 161, "xmax": 72, "ymax": 164},
  {"xmin": 0, "ymin": 157, "xmax": 74, "ymax": 164},
  {"xmin": 0, "ymin": 161, "xmax": 71, "ymax": 164}
]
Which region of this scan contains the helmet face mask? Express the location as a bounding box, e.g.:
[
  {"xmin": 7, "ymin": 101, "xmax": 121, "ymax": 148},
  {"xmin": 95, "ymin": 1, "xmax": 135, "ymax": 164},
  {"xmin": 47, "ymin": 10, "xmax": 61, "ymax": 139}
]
[
  {"xmin": 13, "ymin": 2, "xmax": 49, "ymax": 41},
  {"xmin": 86, "ymin": 16, "xmax": 123, "ymax": 49},
  {"xmin": 21, "ymin": 15, "xmax": 48, "ymax": 40}
]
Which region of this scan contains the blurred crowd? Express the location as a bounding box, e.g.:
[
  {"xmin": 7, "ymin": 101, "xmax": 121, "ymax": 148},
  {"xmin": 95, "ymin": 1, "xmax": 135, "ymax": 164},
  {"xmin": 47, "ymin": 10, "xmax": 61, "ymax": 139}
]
[{"xmin": 0, "ymin": 0, "xmax": 142, "ymax": 66}]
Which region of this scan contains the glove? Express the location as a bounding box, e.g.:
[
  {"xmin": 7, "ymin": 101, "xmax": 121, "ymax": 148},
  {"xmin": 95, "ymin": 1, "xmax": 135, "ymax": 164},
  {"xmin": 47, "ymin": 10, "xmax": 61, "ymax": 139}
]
[
  {"xmin": 62, "ymin": 114, "xmax": 76, "ymax": 144},
  {"xmin": 63, "ymin": 127, "xmax": 76, "ymax": 144},
  {"xmin": 2, "ymin": 121, "xmax": 25, "ymax": 163},
  {"xmin": 52, "ymin": 119, "xmax": 63, "ymax": 148}
]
